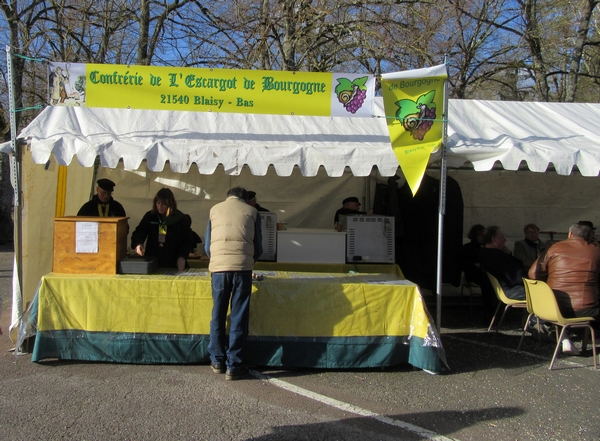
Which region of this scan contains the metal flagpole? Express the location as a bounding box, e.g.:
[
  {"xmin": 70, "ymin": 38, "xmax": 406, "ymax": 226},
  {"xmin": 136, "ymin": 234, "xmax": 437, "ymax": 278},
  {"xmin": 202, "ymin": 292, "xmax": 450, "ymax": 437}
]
[
  {"xmin": 6, "ymin": 45, "xmax": 24, "ymax": 345},
  {"xmin": 435, "ymin": 59, "xmax": 450, "ymax": 329}
]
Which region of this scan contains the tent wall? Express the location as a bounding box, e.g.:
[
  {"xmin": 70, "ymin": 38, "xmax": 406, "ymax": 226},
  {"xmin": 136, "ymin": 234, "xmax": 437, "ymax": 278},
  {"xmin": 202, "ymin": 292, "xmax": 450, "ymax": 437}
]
[
  {"xmin": 21, "ymin": 156, "xmax": 377, "ymax": 308},
  {"xmin": 449, "ymin": 169, "xmax": 600, "ymax": 248},
  {"xmin": 21, "ymin": 155, "xmax": 600, "ymax": 311},
  {"xmin": 98, "ymin": 162, "xmax": 374, "ymax": 239},
  {"xmin": 21, "ymin": 149, "xmax": 93, "ymax": 308}
]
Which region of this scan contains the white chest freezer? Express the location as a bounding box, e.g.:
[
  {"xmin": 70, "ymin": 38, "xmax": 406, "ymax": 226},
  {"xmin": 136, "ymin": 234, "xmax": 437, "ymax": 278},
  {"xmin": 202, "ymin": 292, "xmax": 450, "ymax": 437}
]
[{"xmin": 277, "ymin": 228, "xmax": 346, "ymax": 264}]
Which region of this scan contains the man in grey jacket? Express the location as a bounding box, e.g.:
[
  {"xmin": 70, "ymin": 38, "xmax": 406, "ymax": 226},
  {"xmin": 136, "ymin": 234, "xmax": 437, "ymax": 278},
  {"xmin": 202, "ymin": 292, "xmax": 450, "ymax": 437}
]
[
  {"xmin": 513, "ymin": 223, "xmax": 546, "ymax": 269},
  {"xmin": 205, "ymin": 187, "xmax": 262, "ymax": 380}
]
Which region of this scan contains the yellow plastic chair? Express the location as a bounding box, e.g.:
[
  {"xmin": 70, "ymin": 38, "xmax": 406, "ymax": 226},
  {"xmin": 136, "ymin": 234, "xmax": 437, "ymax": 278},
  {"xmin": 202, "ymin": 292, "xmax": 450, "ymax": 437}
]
[
  {"xmin": 517, "ymin": 278, "xmax": 541, "ymax": 351},
  {"xmin": 522, "ymin": 278, "xmax": 598, "ymax": 370},
  {"xmin": 486, "ymin": 272, "xmax": 527, "ymax": 335}
]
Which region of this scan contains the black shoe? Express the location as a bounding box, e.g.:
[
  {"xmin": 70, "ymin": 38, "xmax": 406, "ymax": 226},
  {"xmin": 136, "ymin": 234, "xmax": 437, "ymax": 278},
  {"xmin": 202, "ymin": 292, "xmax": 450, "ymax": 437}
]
[
  {"xmin": 225, "ymin": 366, "xmax": 249, "ymax": 381},
  {"xmin": 540, "ymin": 324, "xmax": 556, "ymax": 342},
  {"xmin": 529, "ymin": 323, "xmax": 555, "ymax": 342},
  {"xmin": 210, "ymin": 363, "xmax": 226, "ymax": 374}
]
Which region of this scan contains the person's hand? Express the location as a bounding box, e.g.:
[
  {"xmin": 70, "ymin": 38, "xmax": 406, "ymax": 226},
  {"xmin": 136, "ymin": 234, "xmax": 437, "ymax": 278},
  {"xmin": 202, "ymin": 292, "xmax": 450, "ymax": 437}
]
[
  {"xmin": 135, "ymin": 244, "xmax": 144, "ymax": 256},
  {"xmin": 367, "ymin": 210, "xmax": 374, "ymax": 215},
  {"xmin": 177, "ymin": 257, "xmax": 185, "ymax": 272}
]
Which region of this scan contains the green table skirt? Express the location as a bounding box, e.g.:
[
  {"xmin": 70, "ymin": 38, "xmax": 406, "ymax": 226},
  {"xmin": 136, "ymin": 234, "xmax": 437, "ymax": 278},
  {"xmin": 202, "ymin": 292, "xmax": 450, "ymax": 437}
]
[{"xmin": 32, "ymin": 331, "xmax": 443, "ymax": 372}]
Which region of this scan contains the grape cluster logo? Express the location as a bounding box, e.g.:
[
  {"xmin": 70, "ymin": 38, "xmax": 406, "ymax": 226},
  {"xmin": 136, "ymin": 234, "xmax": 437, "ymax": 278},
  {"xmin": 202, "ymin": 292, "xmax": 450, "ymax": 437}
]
[
  {"xmin": 395, "ymin": 90, "xmax": 436, "ymax": 141},
  {"xmin": 335, "ymin": 76, "xmax": 368, "ymax": 114}
]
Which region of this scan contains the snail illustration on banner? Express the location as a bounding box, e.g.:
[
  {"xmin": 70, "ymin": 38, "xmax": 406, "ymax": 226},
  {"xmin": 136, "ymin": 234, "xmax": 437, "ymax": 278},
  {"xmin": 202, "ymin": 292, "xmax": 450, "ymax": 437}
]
[{"xmin": 395, "ymin": 90, "xmax": 437, "ymax": 141}]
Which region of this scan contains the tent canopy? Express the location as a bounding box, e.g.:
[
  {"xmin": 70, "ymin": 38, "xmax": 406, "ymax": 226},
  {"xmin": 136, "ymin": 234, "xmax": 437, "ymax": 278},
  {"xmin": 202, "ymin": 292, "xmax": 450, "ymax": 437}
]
[
  {"xmin": 9, "ymin": 100, "xmax": 398, "ymax": 177},
  {"xmin": 6, "ymin": 98, "xmax": 600, "ymax": 177},
  {"xmin": 446, "ymin": 100, "xmax": 600, "ymax": 176}
]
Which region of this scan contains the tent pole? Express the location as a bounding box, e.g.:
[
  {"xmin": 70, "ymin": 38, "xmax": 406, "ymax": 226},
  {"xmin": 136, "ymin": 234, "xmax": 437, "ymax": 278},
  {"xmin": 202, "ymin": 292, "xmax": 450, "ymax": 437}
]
[
  {"xmin": 435, "ymin": 60, "xmax": 450, "ymax": 329},
  {"xmin": 6, "ymin": 45, "xmax": 24, "ymax": 344},
  {"xmin": 436, "ymin": 143, "xmax": 447, "ymax": 329}
]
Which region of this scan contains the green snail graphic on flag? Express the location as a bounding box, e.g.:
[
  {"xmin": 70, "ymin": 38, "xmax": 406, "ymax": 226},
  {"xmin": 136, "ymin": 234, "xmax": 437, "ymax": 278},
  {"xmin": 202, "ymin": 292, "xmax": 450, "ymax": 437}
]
[{"xmin": 395, "ymin": 90, "xmax": 437, "ymax": 141}]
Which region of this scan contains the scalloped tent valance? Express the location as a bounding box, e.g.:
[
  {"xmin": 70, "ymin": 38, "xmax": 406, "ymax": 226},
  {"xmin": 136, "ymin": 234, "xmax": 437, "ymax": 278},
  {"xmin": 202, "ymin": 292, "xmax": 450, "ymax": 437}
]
[
  {"xmin": 445, "ymin": 100, "xmax": 600, "ymax": 176},
  {"xmin": 6, "ymin": 98, "xmax": 600, "ymax": 177}
]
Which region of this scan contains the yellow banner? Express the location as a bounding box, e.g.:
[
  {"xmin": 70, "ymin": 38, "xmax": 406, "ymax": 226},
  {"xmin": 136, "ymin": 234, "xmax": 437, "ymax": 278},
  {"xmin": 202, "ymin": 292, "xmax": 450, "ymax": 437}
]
[
  {"xmin": 48, "ymin": 62, "xmax": 376, "ymax": 117},
  {"xmin": 381, "ymin": 65, "xmax": 447, "ymax": 195}
]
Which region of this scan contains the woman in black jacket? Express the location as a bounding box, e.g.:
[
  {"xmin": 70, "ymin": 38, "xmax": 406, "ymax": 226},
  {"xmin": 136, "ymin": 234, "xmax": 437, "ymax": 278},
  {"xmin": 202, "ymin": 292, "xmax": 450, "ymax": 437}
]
[{"xmin": 131, "ymin": 188, "xmax": 193, "ymax": 271}]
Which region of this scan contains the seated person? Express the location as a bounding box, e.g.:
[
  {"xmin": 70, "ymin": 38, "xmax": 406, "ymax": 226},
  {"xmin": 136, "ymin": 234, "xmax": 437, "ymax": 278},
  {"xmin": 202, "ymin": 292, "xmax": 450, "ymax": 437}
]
[
  {"xmin": 247, "ymin": 191, "xmax": 269, "ymax": 212},
  {"xmin": 460, "ymin": 224, "xmax": 485, "ymax": 285},
  {"xmin": 333, "ymin": 196, "xmax": 373, "ymax": 230},
  {"xmin": 529, "ymin": 223, "xmax": 600, "ymax": 321},
  {"xmin": 77, "ymin": 178, "xmax": 126, "ymax": 217},
  {"xmin": 529, "ymin": 223, "xmax": 600, "ymax": 354},
  {"xmin": 513, "ymin": 223, "xmax": 546, "ymax": 269},
  {"xmin": 131, "ymin": 188, "xmax": 193, "ymax": 271},
  {"xmin": 479, "ymin": 226, "xmax": 526, "ymax": 301}
]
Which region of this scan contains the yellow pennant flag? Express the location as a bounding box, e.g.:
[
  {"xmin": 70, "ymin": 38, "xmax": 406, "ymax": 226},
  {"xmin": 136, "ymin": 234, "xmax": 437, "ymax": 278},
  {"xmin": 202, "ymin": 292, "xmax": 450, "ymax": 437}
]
[{"xmin": 381, "ymin": 65, "xmax": 448, "ymax": 195}]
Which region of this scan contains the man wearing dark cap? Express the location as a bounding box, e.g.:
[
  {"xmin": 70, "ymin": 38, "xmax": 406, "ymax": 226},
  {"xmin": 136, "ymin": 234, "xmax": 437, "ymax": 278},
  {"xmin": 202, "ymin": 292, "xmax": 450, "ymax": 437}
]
[
  {"xmin": 77, "ymin": 178, "xmax": 127, "ymax": 217},
  {"xmin": 246, "ymin": 191, "xmax": 269, "ymax": 212},
  {"xmin": 334, "ymin": 196, "xmax": 371, "ymax": 229}
]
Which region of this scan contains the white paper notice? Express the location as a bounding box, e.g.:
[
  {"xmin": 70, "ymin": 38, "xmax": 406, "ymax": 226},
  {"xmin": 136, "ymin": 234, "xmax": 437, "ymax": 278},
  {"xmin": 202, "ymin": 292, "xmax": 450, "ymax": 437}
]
[{"xmin": 76, "ymin": 222, "xmax": 99, "ymax": 253}]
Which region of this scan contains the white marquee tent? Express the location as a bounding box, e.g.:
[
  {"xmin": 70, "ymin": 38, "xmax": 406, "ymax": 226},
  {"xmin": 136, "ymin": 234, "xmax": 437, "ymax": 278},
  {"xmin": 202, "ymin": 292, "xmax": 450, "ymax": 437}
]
[{"xmin": 5, "ymin": 98, "xmax": 600, "ymax": 339}]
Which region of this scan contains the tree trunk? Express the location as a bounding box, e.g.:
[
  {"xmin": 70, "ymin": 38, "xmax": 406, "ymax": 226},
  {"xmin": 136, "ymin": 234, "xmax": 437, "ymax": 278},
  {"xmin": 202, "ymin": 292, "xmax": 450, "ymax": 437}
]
[
  {"xmin": 523, "ymin": 0, "xmax": 550, "ymax": 101},
  {"xmin": 137, "ymin": 0, "xmax": 151, "ymax": 65},
  {"xmin": 565, "ymin": 0, "xmax": 598, "ymax": 102}
]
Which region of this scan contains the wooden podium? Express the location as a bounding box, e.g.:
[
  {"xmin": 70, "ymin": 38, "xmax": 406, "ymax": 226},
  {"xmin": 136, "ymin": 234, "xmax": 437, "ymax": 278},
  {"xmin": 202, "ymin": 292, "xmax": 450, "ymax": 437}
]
[{"xmin": 53, "ymin": 216, "xmax": 129, "ymax": 274}]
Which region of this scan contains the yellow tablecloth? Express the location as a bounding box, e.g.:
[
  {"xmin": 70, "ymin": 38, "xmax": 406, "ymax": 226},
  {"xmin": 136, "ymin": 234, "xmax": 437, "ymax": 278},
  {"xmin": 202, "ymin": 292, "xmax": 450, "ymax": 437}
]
[{"xmin": 29, "ymin": 264, "xmax": 446, "ymax": 372}]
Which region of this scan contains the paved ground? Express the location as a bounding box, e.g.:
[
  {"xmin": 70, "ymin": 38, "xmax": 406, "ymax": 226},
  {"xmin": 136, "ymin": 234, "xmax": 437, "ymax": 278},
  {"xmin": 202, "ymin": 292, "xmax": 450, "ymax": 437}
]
[{"xmin": 0, "ymin": 243, "xmax": 598, "ymax": 441}]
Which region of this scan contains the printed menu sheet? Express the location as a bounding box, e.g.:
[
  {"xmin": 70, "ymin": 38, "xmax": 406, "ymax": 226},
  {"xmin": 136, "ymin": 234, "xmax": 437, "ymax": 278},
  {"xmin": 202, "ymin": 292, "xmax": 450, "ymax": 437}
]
[{"xmin": 75, "ymin": 222, "xmax": 99, "ymax": 253}]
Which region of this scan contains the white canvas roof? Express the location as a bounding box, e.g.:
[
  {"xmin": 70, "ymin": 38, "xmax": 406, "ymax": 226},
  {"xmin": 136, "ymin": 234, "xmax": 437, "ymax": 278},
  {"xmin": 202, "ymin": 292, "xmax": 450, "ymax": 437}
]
[
  {"xmin": 446, "ymin": 100, "xmax": 600, "ymax": 176},
  {"xmin": 9, "ymin": 100, "xmax": 398, "ymax": 177},
  {"xmin": 6, "ymin": 98, "xmax": 600, "ymax": 177}
]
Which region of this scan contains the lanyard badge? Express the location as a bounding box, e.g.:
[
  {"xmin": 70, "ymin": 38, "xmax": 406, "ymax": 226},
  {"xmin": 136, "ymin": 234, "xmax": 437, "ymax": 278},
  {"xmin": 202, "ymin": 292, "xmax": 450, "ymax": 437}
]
[{"xmin": 158, "ymin": 224, "xmax": 167, "ymax": 246}]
